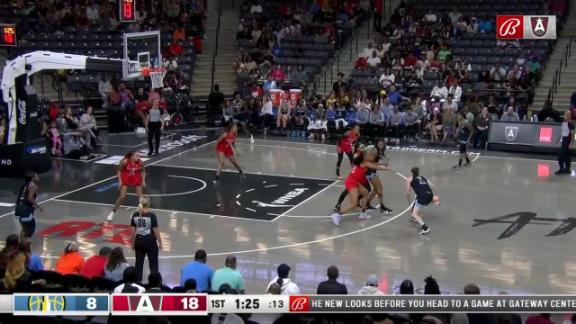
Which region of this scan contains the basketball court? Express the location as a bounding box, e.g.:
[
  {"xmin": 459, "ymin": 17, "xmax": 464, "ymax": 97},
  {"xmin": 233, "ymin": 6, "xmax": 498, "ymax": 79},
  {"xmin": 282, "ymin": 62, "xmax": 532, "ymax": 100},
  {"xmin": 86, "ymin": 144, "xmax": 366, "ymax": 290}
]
[{"xmin": 0, "ymin": 132, "xmax": 575, "ymax": 295}]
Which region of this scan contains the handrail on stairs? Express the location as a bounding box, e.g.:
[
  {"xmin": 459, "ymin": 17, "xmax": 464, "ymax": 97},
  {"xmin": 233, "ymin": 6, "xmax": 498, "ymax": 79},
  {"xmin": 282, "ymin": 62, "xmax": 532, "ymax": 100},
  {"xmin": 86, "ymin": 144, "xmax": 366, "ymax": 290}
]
[
  {"xmin": 314, "ymin": 13, "xmax": 371, "ymax": 95},
  {"xmin": 209, "ymin": 0, "xmax": 224, "ymax": 93},
  {"xmin": 547, "ymin": 37, "xmax": 574, "ymax": 105}
]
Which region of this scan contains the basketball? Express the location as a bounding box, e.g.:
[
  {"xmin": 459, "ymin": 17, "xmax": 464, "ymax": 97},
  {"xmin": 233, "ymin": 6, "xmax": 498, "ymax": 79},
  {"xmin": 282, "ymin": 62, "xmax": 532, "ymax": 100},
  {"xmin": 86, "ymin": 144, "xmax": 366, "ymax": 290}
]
[{"xmin": 141, "ymin": 67, "xmax": 150, "ymax": 77}]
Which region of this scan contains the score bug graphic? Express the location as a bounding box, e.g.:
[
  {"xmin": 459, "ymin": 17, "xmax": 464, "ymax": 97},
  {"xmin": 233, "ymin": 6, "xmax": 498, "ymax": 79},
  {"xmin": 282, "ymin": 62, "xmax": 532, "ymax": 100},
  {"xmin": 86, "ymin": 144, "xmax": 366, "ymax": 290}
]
[
  {"xmin": 13, "ymin": 294, "xmax": 109, "ymax": 315},
  {"xmin": 112, "ymin": 294, "xmax": 208, "ymax": 316}
]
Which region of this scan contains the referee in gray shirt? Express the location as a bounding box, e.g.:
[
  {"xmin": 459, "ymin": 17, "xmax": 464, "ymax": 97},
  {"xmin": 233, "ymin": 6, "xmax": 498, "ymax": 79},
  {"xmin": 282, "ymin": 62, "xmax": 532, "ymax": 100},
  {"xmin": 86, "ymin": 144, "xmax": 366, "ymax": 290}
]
[
  {"xmin": 131, "ymin": 197, "xmax": 163, "ymax": 282},
  {"xmin": 146, "ymin": 99, "xmax": 164, "ymax": 156}
]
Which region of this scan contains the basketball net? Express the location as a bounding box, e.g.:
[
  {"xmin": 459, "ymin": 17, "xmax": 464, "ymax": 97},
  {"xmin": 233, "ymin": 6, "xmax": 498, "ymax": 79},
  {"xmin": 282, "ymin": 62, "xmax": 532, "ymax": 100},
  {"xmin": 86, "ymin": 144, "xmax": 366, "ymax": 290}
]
[{"xmin": 149, "ymin": 67, "xmax": 167, "ymax": 89}]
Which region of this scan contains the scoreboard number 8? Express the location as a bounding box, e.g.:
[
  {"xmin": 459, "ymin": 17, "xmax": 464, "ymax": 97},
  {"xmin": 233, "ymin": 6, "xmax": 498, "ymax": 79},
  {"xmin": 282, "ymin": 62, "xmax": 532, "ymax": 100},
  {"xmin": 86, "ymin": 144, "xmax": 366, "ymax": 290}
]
[
  {"xmin": 181, "ymin": 297, "xmax": 199, "ymax": 310},
  {"xmin": 86, "ymin": 297, "xmax": 97, "ymax": 310}
]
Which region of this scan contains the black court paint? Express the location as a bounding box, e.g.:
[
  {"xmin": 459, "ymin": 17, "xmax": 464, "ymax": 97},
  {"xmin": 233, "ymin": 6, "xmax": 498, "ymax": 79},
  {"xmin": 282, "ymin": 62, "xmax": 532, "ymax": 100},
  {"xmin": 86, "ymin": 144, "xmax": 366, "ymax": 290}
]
[{"xmin": 59, "ymin": 166, "xmax": 333, "ymax": 221}]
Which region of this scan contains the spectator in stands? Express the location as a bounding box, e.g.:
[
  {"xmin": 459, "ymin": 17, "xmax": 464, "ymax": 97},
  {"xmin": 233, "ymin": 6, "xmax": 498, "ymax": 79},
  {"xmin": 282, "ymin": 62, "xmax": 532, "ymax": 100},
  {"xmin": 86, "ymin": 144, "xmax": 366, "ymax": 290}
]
[
  {"xmin": 448, "ymin": 80, "xmax": 462, "ymax": 103},
  {"xmin": 424, "ymin": 276, "xmax": 441, "ymax": 294},
  {"xmin": 404, "ymin": 108, "xmax": 421, "ymax": 138},
  {"xmin": 80, "ymin": 246, "xmax": 111, "ymax": 279},
  {"xmin": 427, "ymin": 108, "xmax": 442, "ymax": 144},
  {"xmin": 399, "ymin": 279, "xmax": 415, "ymax": 294},
  {"xmin": 524, "ymin": 109, "xmax": 539, "ymax": 123},
  {"xmin": 355, "ymin": 54, "xmax": 368, "ymax": 71},
  {"xmin": 388, "ymin": 85, "xmax": 406, "ymax": 106},
  {"xmin": 363, "ymin": 43, "xmax": 374, "ymax": 58},
  {"xmin": 212, "ymin": 255, "xmax": 245, "ymax": 294},
  {"xmin": 500, "ymin": 106, "xmax": 520, "ymax": 122},
  {"xmin": 367, "ymin": 51, "xmax": 382, "ymax": 69},
  {"xmin": 369, "ymin": 104, "xmax": 384, "ymax": 134},
  {"xmin": 2, "ymin": 252, "xmax": 30, "ymax": 292},
  {"xmin": 437, "ymin": 44, "xmax": 452, "ymax": 62},
  {"xmin": 0, "ymin": 234, "xmax": 19, "ymax": 279},
  {"xmin": 61, "ymin": 106, "xmax": 97, "ymax": 149},
  {"xmin": 443, "ymin": 94, "xmax": 459, "ymax": 112},
  {"xmin": 379, "ymin": 68, "xmax": 395, "ymax": 88},
  {"xmin": 390, "ymin": 106, "xmax": 404, "ymax": 141},
  {"xmin": 442, "ymin": 106, "xmax": 457, "ymax": 143},
  {"xmin": 356, "ymin": 100, "xmax": 371, "ymax": 125},
  {"xmin": 266, "ymin": 263, "xmax": 300, "ymax": 295},
  {"xmin": 148, "ymin": 272, "xmax": 170, "ymax": 292},
  {"xmin": 259, "ymin": 96, "xmax": 274, "ymax": 132},
  {"xmin": 79, "ymin": 106, "xmax": 99, "ymax": 137},
  {"xmin": 358, "ymin": 274, "xmax": 384, "ymax": 295},
  {"xmin": 250, "ymin": 1, "xmax": 263, "ymax": 15},
  {"xmin": 113, "ymin": 266, "xmax": 145, "ymax": 293},
  {"xmin": 317, "ymin": 265, "xmax": 348, "ymax": 294},
  {"xmin": 490, "ymin": 64, "xmax": 507, "ymax": 82},
  {"xmin": 180, "ymin": 249, "xmax": 213, "ymax": 292},
  {"xmin": 54, "ymin": 241, "xmax": 85, "ymax": 275},
  {"xmin": 571, "ymin": 91, "xmax": 576, "ymax": 109},
  {"xmin": 262, "ymin": 76, "xmax": 277, "ymax": 91},
  {"xmin": 19, "ymin": 238, "xmax": 43, "ymax": 272},
  {"xmin": 271, "ymin": 64, "xmax": 286, "ymax": 81},
  {"xmin": 333, "ymin": 72, "xmax": 347, "ymax": 94},
  {"xmin": 105, "ymin": 247, "xmax": 130, "ymax": 282},
  {"xmin": 208, "ymin": 84, "xmax": 225, "ymax": 126},
  {"xmin": 85, "ymin": 2, "xmax": 100, "ymax": 25},
  {"xmin": 430, "ymin": 82, "xmax": 448, "ymax": 100},
  {"xmin": 118, "ymin": 83, "xmax": 135, "ymax": 113}
]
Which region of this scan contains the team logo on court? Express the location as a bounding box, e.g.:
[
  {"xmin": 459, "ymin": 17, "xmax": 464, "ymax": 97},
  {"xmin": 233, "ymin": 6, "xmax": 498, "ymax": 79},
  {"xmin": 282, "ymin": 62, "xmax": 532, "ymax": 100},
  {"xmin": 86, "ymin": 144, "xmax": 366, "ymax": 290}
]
[
  {"xmin": 473, "ymin": 212, "xmax": 576, "ymax": 240},
  {"xmin": 504, "ymin": 126, "xmax": 519, "ymax": 142},
  {"xmin": 530, "ymin": 16, "xmax": 549, "ymax": 38}
]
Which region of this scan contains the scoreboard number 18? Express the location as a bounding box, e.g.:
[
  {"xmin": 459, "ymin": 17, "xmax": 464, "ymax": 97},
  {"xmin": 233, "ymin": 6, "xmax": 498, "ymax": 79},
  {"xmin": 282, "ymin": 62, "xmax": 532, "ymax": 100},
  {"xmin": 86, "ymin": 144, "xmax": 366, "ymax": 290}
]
[{"xmin": 181, "ymin": 297, "xmax": 200, "ymax": 310}]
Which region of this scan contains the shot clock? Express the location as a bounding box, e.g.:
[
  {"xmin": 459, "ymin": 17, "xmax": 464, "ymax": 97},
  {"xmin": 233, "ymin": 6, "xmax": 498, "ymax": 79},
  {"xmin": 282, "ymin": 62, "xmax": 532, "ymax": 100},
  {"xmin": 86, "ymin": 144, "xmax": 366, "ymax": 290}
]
[
  {"xmin": 119, "ymin": 0, "xmax": 136, "ymax": 22},
  {"xmin": 0, "ymin": 24, "xmax": 17, "ymax": 46}
]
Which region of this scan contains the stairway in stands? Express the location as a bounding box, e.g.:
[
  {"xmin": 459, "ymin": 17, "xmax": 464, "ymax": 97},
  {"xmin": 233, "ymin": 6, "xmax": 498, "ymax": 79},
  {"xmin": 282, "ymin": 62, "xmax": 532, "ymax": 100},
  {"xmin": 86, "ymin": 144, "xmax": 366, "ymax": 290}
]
[
  {"xmin": 190, "ymin": 7, "xmax": 239, "ymax": 98},
  {"xmin": 532, "ymin": 6, "xmax": 576, "ymax": 110},
  {"xmin": 313, "ymin": 19, "xmax": 374, "ymax": 97}
]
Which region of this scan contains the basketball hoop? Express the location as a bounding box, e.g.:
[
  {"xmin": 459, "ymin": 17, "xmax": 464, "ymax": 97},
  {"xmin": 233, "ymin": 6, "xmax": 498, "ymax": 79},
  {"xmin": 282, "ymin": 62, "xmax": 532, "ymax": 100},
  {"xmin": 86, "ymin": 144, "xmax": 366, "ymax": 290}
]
[{"xmin": 148, "ymin": 67, "xmax": 167, "ymax": 89}]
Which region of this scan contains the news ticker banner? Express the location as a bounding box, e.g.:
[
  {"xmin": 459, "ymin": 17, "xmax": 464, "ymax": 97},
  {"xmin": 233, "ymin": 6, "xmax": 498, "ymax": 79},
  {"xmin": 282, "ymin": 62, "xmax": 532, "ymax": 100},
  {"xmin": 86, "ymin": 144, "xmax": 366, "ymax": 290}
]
[{"xmin": 8, "ymin": 294, "xmax": 576, "ymax": 315}]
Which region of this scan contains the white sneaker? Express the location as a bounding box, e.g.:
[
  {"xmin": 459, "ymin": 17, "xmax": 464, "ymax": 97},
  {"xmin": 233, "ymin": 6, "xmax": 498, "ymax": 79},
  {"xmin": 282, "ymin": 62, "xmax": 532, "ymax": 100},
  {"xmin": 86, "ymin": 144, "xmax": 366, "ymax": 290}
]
[
  {"xmin": 106, "ymin": 211, "xmax": 115, "ymax": 222},
  {"xmin": 249, "ymin": 134, "xmax": 255, "ymax": 144},
  {"xmin": 358, "ymin": 212, "xmax": 372, "ymax": 220},
  {"xmin": 331, "ymin": 213, "xmax": 342, "ymax": 226}
]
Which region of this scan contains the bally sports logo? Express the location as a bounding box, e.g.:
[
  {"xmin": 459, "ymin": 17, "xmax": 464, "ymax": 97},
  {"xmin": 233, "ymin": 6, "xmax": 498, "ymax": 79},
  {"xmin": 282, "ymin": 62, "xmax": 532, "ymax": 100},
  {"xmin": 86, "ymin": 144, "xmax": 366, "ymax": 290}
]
[
  {"xmin": 497, "ymin": 15, "xmax": 556, "ymax": 40},
  {"xmin": 289, "ymin": 296, "xmax": 310, "ymax": 312}
]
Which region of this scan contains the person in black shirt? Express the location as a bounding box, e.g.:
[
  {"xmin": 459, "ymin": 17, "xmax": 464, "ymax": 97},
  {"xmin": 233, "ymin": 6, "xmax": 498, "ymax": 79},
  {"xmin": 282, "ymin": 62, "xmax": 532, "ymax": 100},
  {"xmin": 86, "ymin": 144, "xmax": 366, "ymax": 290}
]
[
  {"xmin": 15, "ymin": 172, "xmax": 42, "ymax": 239},
  {"xmin": 332, "ymin": 73, "xmax": 346, "ymax": 94},
  {"xmin": 316, "ymin": 265, "xmax": 348, "ymax": 294},
  {"xmin": 556, "ymin": 110, "xmax": 575, "ymax": 175},
  {"xmin": 130, "ymin": 198, "xmax": 163, "ymax": 282},
  {"xmin": 454, "ymin": 118, "xmax": 472, "ymax": 169},
  {"xmin": 406, "ymin": 167, "xmax": 440, "ymax": 235},
  {"xmin": 207, "ymin": 84, "xmax": 225, "ymax": 126}
]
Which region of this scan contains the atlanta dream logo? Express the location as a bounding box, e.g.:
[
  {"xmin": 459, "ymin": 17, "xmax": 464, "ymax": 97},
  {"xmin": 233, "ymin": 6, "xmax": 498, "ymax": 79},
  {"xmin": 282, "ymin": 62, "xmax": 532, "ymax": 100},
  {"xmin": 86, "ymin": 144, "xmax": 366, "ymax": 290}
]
[{"xmin": 497, "ymin": 15, "xmax": 556, "ymax": 40}]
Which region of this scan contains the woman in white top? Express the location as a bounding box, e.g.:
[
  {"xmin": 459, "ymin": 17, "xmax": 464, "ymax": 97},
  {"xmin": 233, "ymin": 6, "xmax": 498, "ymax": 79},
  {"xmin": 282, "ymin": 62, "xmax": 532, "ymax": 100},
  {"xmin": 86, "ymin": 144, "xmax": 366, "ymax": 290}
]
[
  {"xmin": 266, "ymin": 264, "xmax": 300, "ymax": 295},
  {"xmin": 79, "ymin": 106, "xmax": 98, "ymax": 136}
]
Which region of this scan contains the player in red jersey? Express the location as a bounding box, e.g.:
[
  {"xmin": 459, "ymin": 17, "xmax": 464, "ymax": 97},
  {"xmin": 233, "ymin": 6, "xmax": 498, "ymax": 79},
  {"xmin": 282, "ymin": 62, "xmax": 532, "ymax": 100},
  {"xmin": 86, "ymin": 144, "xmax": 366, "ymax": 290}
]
[
  {"xmin": 331, "ymin": 147, "xmax": 389, "ymax": 226},
  {"xmin": 214, "ymin": 122, "xmax": 245, "ymax": 183},
  {"xmin": 336, "ymin": 124, "xmax": 360, "ymax": 179},
  {"xmin": 107, "ymin": 151, "xmax": 146, "ymax": 222}
]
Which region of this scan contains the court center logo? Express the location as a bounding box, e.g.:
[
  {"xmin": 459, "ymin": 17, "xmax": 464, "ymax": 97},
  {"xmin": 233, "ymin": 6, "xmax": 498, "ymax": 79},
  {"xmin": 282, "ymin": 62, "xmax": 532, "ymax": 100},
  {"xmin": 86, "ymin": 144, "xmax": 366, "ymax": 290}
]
[
  {"xmin": 505, "ymin": 126, "xmax": 519, "ymax": 142},
  {"xmin": 473, "ymin": 212, "xmax": 576, "ymax": 240},
  {"xmin": 530, "ymin": 16, "xmax": 549, "ymax": 38},
  {"xmin": 252, "ymin": 188, "xmax": 309, "ymax": 208}
]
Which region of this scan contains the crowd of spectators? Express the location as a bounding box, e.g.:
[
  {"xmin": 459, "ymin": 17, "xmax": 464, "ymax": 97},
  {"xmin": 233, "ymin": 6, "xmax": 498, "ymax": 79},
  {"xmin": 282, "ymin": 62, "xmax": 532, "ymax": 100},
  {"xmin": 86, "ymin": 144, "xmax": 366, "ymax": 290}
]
[
  {"xmin": 234, "ymin": 0, "xmax": 369, "ymax": 98},
  {"xmin": 0, "ymin": 234, "xmax": 570, "ymax": 323},
  {"xmin": 217, "ymin": 0, "xmax": 571, "ymax": 149}
]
